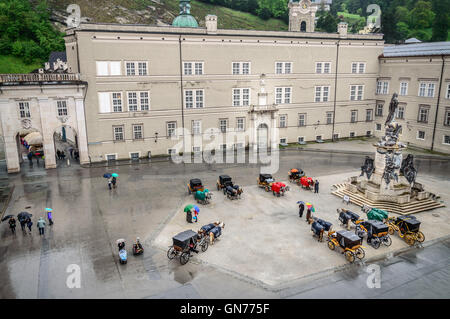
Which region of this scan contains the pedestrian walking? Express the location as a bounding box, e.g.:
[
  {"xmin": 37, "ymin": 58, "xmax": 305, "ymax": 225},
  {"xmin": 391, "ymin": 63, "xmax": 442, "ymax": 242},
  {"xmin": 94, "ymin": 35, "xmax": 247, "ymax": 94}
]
[
  {"xmin": 298, "ymin": 202, "xmax": 305, "ymax": 218},
  {"xmin": 47, "ymin": 209, "xmax": 53, "ymax": 225},
  {"xmin": 69, "ymin": 147, "xmax": 74, "ymax": 159},
  {"xmin": 314, "ymin": 180, "xmax": 319, "ymax": 193},
  {"xmin": 27, "ymin": 152, "xmax": 33, "ymax": 166},
  {"xmin": 8, "ymin": 217, "xmax": 16, "ymax": 234},
  {"xmin": 74, "ymin": 150, "xmax": 79, "ymax": 161},
  {"xmin": 306, "ymin": 208, "xmax": 312, "ymax": 223},
  {"xmin": 20, "ymin": 219, "xmax": 26, "ymax": 232},
  {"xmin": 37, "ymin": 217, "xmax": 46, "ymax": 235},
  {"xmin": 108, "ymin": 177, "xmax": 113, "ymax": 190},
  {"xmin": 57, "ymin": 150, "xmax": 61, "ymax": 160},
  {"xmin": 26, "ymin": 218, "xmax": 33, "ymax": 234},
  {"xmin": 112, "ymin": 176, "xmax": 117, "ymax": 189},
  {"xmin": 61, "ymin": 151, "xmax": 65, "ymax": 160}
]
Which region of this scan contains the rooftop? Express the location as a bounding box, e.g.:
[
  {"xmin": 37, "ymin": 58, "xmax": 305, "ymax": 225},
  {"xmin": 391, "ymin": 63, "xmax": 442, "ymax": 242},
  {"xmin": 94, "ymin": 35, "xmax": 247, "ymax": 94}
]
[{"xmin": 383, "ymin": 41, "xmax": 450, "ymax": 57}]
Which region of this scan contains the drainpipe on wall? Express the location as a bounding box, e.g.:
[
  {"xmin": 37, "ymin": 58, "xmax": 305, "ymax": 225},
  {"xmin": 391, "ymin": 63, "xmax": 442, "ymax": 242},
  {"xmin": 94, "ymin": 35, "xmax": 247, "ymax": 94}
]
[
  {"xmin": 431, "ymin": 55, "xmax": 445, "ymax": 151},
  {"xmin": 331, "ymin": 40, "xmax": 340, "ymax": 141},
  {"xmin": 178, "ymin": 35, "xmax": 186, "ymax": 153}
]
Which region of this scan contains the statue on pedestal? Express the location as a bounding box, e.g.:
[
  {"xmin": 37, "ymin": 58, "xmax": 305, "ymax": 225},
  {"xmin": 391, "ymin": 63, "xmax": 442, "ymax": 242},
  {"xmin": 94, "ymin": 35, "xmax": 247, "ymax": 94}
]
[{"xmin": 360, "ymin": 156, "xmax": 374, "ymax": 179}]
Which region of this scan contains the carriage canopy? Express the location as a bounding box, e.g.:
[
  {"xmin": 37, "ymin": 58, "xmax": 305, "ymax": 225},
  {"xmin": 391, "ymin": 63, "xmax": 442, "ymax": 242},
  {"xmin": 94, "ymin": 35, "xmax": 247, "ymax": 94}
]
[
  {"xmin": 190, "ymin": 179, "xmax": 203, "ymax": 188},
  {"xmin": 396, "ymin": 215, "xmax": 421, "ymax": 232},
  {"xmin": 259, "ymin": 174, "xmax": 273, "ymax": 182},
  {"xmin": 337, "ymin": 230, "xmax": 363, "ymax": 248},
  {"xmin": 363, "ymin": 220, "xmax": 389, "ymax": 235},
  {"xmin": 219, "ymin": 175, "xmax": 232, "ymax": 185},
  {"xmin": 172, "ymin": 230, "xmax": 198, "ymax": 249}
]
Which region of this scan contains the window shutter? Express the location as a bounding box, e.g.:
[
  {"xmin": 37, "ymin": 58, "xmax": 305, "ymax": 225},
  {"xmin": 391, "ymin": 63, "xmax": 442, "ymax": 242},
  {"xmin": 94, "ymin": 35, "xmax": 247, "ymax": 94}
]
[
  {"xmin": 98, "ymin": 92, "xmax": 111, "ymax": 113},
  {"xmin": 96, "ymin": 62, "xmax": 108, "ymax": 76},
  {"xmin": 110, "ymin": 62, "xmax": 121, "ymax": 75}
]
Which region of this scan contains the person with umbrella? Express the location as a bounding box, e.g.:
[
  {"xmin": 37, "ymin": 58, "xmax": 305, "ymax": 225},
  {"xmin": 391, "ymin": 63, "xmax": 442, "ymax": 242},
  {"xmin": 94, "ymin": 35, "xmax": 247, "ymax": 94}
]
[
  {"xmin": 103, "ymin": 173, "xmax": 112, "ymax": 189},
  {"xmin": 305, "ymin": 202, "xmax": 315, "ymax": 223},
  {"xmin": 297, "ymin": 201, "xmax": 305, "ymax": 218},
  {"xmin": 8, "ymin": 217, "xmax": 16, "ymax": 234},
  {"xmin": 192, "ymin": 205, "xmax": 200, "ymax": 223},
  {"xmin": 184, "ymin": 204, "xmax": 194, "ymax": 223},
  {"xmin": 111, "ymin": 173, "xmax": 118, "ymax": 189},
  {"xmin": 46, "ymin": 208, "xmax": 53, "ymax": 225},
  {"xmin": 17, "ymin": 212, "xmax": 32, "ymax": 233},
  {"xmin": 37, "ymin": 217, "xmax": 46, "ymax": 235},
  {"xmin": 26, "ymin": 218, "xmax": 33, "ymax": 234}
]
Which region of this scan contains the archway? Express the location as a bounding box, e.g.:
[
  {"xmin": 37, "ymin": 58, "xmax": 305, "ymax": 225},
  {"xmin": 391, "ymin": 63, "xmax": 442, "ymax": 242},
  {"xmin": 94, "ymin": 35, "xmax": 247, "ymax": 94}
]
[
  {"xmin": 257, "ymin": 123, "xmax": 268, "ymax": 151},
  {"xmin": 54, "ymin": 125, "xmax": 79, "ymax": 163},
  {"xmin": 300, "ymin": 21, "xmax": 307, "ymax": 32},
  {"xmin": 17, "ymin": 129, "xmax": 44, "ymax": 169}
]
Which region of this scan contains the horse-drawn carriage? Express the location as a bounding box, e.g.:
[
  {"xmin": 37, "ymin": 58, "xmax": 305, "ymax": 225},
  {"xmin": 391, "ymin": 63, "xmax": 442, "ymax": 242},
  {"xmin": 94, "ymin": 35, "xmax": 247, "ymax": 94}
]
[
  {"xmin": 217, "ymin": 175, "xmax": 243, "ymax": 200},
  {"xmin": 311, "ymin": 218, "xmax": 333, "ymax": 242},
  {"xmin": 288, "ymin": 169, "xmax": 305, "ymax": 184},
  {"xmin": 386, "ymin": 215, "xmax": 425, "ymax": 246},
  {"xmin": 327, "ymin": 230, "xmax": 365, "ymax": 263},
  {"xmin": 356, "ymin": 220, "xmax": 392, "ymax": 249},
  {"xmin": 338, "ymin": 208, "xmax": 364, "ymax": 229},
  {"xmin": 257, "ymin": 174, "xmax": 275, "ymax": 192},
  {"xmin": 271, "ymin": 182, "xmax": 290, "ymax": 197},
  {"xmin": 187, "ymin": 178, "xmax": 204, "ymax": 194},
  {"xmin": 167, "ymin": 230, "xmax": 208, "ymax": 265}
]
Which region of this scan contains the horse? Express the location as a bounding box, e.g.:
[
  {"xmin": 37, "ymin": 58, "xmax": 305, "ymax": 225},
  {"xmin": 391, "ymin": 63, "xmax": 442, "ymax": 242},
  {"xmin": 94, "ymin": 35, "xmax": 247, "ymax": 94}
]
[{"xmin": 209, "ymin": 221, "xmax": 225, "ymax": 245}]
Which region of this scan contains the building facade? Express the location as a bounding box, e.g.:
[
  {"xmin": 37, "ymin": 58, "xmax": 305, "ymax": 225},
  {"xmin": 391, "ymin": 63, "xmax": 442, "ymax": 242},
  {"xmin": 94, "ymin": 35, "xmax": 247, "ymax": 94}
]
[
  {"xmin": 63, "ymin": 15, "xmax": 383, "ymax": 163},
  {"xmin": 375, "ymin": 42, "xmax": 450, "ymax": 154}
]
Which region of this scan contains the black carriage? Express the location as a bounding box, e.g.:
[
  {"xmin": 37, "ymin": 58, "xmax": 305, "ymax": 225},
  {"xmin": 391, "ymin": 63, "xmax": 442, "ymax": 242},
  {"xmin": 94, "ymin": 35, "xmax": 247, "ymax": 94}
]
[
  {"xmin": 257, "ymin": 174, "xmax": 274, "ymax": 192},
  {"xmin": 387, "ymin": 215, "xmax": 425, "ymax": 246},
  {"xmin": 327, "ymin": 230, "xmax": 365, "ymax": 263},
  {"xmin": 187, "ymin": 178, "xmax": 204, "ymax": 194},
  {"xmin": 288, "ymin": 169, "xmax": 305, "ymax": 183},
  {"xmin": 217, "ymin": 175, "xmax": 233, "ymax": 191},
  {"xmin": 356, "ymin": 220, "xmax": 392, "ymax": 249},
  {"xmin": 167, "ymin": 230, "xmax": 208, "ymax": 265}
]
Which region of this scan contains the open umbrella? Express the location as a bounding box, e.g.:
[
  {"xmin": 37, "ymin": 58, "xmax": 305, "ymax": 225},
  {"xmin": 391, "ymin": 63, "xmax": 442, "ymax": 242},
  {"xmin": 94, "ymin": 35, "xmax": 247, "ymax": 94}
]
[
  {"xmin": 103, "ymin": 173, "xmax": 112, "ymax": 179},
  {"xmin": 24, "ymin": 132, "xmax": 43, "ymax": 146},
  {"xmin": 305, "ymin": 202, "xmax": 315, "ymax": 212},
  {"xmin": 193, "ymin": 205, "xmax": 200, "ymax": 213},
  {"xmin": 45, "ymin": 208, "xmax": 52, "ymax": 212},
  {"xmin": 111, "ymin": 173, "xmax": 119, "ymax": 178},
  {"xmin": 296, "ymin": 201, "xmax": 305, "ymax": 205},
  {"xmin": 17, "ymin": 212, "xmax": 32, "ymax": 222},
  {"xmin": 1, "ymin": 215, "xmax": 14, "ymax": 222},
  {"xmin": 184, "ymin": 204, "xmax": 194, "ymax": 213}
]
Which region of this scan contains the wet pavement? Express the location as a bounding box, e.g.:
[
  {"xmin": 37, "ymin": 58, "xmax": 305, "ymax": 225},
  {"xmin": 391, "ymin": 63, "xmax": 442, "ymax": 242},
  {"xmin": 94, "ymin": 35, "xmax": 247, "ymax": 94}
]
[{"xmin": 0, "ymin": 150, "xmax": 449, "ymax": 298}]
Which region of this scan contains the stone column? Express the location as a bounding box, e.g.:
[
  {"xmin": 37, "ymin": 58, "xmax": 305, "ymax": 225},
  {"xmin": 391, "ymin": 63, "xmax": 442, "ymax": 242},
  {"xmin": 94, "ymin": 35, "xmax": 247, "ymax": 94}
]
[
  {"xmin": 0, "ymin": 99, "xmax": 20, "ymax": 173},
  {"xmin": 38, "ymin": 98, "xmax": 57, "ymax": 169},
  {"xmin": 75, "ymin": 98, "xmax": 90, "ymax": 165}
]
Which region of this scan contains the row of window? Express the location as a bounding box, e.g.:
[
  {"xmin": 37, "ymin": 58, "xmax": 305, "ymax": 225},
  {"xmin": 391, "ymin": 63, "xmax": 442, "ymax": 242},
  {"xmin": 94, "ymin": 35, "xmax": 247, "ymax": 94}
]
[
  {"xmin": 96, "ymin": 60, "xmax": 368, "ymax": 76},
  {"xmin": 376, "ymin": 81, "xmax": 450, "ymax": 99},
  {"xmin": 18, "ymin": 101, "xmax": 68, "ymax": 119},
  {"xmin": 97, "ymin": 85, "xmax": 367, "ymax": 113}
]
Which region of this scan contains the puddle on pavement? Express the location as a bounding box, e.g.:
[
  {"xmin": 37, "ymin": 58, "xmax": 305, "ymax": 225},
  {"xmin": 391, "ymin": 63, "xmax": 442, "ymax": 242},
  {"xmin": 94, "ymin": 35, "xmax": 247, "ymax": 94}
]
[{"xmin": 169, "ymin": 263, "xmax": 197, "ymax": 284}]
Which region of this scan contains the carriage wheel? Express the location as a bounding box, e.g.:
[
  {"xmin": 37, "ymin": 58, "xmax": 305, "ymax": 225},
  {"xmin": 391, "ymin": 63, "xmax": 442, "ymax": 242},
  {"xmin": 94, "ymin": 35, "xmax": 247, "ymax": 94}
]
[
  {"xmin": 416, "ymin": 231, "xmax": 425, "ymax": 243},
  {"xmin": 404, "ymin": 233, "xmax": 415, "ymax": 246},
  {"xmin": 167, "ymin": 247, "xmax": 177, "ymax": 260},
  {"xmin": 345, "ymin": 251, "xmax": 355, "ymax": 263},
  {"xmin": 327, "ymin": 241, "xmax": 335, "ymax": 250},
  {"xmin": 371, "ymin": 238, "xmax": 381, "ymax": 249},
  {"xmin": 355, "ymin": 247, "xmax": 365, "ymax": 260},
  {"xmin": 383, "ymin": 235, "xmax": 392, "ymax": 247},
  {"xmin": 397, "ymin": 229, "xmax": 405, "ymax": 238},
  {"xmin": 180, "ymin": 252, "xmax": 190, "ymax": 265},
  {"xmin": 201, "ymin": 241, "xmax": 208, "ymax": 252},
  {"xmin": 388, "ymin": 225, "xmax": 395, "ymax": 235}
]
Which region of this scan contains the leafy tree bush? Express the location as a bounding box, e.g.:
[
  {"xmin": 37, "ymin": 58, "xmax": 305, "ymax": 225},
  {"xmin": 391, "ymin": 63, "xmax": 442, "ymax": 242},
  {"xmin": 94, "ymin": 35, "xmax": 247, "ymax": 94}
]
[{"xmin": 0, "ymin": 0, "xmax": 65, "ymax": 65}]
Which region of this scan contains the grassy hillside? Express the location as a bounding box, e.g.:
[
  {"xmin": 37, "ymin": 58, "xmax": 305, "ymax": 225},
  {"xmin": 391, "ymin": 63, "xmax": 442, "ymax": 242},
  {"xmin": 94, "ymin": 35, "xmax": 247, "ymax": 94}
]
[{"xmin": 0, "ymin": 55, "xmax": 43, "ymax": 74}]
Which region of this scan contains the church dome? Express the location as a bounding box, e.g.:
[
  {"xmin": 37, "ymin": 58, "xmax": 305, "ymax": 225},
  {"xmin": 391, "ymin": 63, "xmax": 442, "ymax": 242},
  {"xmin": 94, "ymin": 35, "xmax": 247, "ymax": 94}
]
[{"xmin": 172, "ymin": 0, "xmax": 198, "ymax": 28}]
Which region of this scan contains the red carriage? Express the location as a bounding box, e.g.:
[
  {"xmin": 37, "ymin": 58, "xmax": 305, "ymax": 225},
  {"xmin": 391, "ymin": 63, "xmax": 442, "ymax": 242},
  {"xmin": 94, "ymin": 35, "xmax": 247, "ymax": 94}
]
[
  {"xmin": 271, "ymin": 182, "xmax": 290, "ymax": 197},
  {"xmin": 299, "ymin": 176, "xmax": 314, "ymax": 190}
]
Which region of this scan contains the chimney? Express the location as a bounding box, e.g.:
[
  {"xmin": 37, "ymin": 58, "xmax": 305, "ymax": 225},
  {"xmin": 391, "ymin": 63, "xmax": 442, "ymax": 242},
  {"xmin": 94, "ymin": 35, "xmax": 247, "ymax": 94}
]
[
  {"xmin": 205, "ymin": 15, "xmax": 217, "ymax": 34},
  {"xmin": 338, "ymin": 22, "xmax": 348, "ymax": 38}
]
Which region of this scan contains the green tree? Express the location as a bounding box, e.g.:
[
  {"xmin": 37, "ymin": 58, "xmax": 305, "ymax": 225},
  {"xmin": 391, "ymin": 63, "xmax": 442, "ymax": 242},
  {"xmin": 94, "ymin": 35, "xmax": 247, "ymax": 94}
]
[
  {"xmin": 396, "ymin": 21, "xmax": 411, "ymax": 40},
  {"xmin": 409, "ymin": 1, "xmax": 435, "ymax": 29},
  {"xmin": 431, "ymin": 0, "xmax": 450, "ymax": 41}
]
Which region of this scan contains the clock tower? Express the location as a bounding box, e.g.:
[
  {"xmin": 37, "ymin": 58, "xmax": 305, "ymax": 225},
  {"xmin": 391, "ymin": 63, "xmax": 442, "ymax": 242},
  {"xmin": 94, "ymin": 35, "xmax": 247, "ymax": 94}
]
[{"xmin": 288, "ymin": 0, "xmax": 317, "ymax": 32}]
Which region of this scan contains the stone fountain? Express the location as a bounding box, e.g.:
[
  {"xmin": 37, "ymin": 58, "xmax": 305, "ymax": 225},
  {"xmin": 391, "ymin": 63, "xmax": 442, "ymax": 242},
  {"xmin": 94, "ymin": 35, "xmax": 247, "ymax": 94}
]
[{"xmin": 333, "ymin": 94, "xmax": 444, "ymax": 214}]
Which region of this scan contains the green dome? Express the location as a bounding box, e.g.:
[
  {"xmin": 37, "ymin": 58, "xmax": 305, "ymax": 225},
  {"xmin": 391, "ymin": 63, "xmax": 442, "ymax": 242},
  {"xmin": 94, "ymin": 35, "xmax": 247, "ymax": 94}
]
[{"xmin": 172, "ymin": 14, "xmax": 199, "ymax": 28}]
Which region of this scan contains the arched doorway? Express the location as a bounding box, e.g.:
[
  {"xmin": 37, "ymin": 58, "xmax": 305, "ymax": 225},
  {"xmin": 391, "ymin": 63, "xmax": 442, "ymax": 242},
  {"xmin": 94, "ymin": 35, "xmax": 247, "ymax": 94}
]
[
  {"xmin": 54, "ymin": 125, "xmax": 79, "ymax": 163},
  {"xmin": 257, "ymin": 123, "xmax": 268, "ymax": 151},
  {"xmin": 300, "ymin": 21, "xmax": 307, "ymax": 32},
  {"xmin": 17, "ymin": 129, "xmax": 43, "ymax": 168}
]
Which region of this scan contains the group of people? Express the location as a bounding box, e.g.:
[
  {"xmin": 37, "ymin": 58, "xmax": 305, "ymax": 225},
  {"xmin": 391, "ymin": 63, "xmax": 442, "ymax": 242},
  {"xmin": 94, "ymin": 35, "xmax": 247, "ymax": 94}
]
[
  {"xmin": 107, "ymin": 176, "xmax": 118, "ymax": 190},
  {"xmin": 6, "ymin": 210, "xmax": 53, "ymax": 236},
  {"xmin": 298, "ymin": 202, "xmax": 313, "ymax": 222},
  {"xmin": 57, "ymin": 148, "xmax": 80, "ymax": 161},
  {"xmin": 27, "ymin": 151, "xmax": 43, "ymax": 166}
]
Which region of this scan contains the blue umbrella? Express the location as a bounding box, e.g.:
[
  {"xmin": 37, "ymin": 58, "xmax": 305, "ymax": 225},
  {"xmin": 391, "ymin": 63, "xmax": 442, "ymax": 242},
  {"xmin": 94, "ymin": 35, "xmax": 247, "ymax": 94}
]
[
  {"xmin": 297, "ymin": 201, "xmax": 305, "ymax": 205},
  {"xmin": 193, "ymin": 205, "xmax": 200, "ymax": 213},
  {"xmin": 103, "ymin": 173, "xmax": 112, "ymax": 178},
  {"xmin": 45, "ymin": 208, "xmax": 52, "ymax": 212}
]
